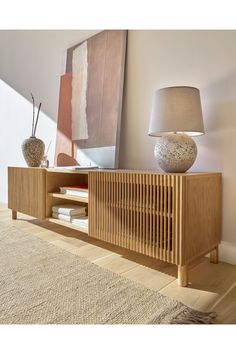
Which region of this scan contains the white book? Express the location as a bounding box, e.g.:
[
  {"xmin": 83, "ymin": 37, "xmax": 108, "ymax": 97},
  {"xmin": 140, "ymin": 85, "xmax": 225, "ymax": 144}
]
[
  {"xmin": 60, "ymin": 189, "xmax": 88, "ymax": 198},
  {"xmin": 72, "ymin": 217, "xmax": 88, "ymax": 226},
  {"xmin": 72, "ymin": 220, "xmax": 88, "ymax": 225},
  {"xmin": 52, "ymin": 213, "xmax": 74, "ymax": 222},
  {"xmin": 52, "ymin": 204, "xmax": 87, "ymax": 216}
]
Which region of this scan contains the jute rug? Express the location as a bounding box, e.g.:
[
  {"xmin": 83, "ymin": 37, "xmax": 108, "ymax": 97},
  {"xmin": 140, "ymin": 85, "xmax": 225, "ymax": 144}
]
[{"xmin": 0, "ymin": 222, "xmax": 215, "ymax": 324}]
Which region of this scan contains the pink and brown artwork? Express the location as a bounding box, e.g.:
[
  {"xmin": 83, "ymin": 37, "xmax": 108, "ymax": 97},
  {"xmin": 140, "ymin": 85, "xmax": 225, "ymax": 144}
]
[{"xmin": 55, "ymin": 30, "xmax": 127, "ymax": 168}]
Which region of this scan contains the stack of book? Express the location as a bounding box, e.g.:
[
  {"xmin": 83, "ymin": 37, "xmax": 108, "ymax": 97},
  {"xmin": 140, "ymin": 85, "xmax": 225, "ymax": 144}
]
[
  {"xmin": 59, "ymin": 185, "xmax": 88, "ymax": 199},
  {"xmin": 52, "ymin": 204, "xmax": 88, "ymax": 228}
]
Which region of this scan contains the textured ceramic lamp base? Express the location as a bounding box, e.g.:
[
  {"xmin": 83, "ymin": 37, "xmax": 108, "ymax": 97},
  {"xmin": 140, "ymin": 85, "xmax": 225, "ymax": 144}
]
[{"xmin": 154, "ymin": 133, "xmax": 197, "ymax": 173}]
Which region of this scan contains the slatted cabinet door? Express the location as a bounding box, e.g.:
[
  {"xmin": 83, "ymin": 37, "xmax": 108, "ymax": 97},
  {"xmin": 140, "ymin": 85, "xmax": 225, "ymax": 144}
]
[{"xmin": 88, "ymin": 171, "xmax": 183, "ymax": 264}]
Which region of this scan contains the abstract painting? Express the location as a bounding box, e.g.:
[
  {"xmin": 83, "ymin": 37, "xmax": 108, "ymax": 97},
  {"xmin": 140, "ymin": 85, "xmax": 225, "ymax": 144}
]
[{"xmin": 55, "ymin": 30, "xmax": 127, "ymax": 168}]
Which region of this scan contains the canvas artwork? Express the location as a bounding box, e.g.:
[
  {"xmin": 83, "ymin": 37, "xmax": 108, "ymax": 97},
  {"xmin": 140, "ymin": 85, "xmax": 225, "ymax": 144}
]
[{"xmin": 55, "ymin": 30, "xmax": 127, "ymax": 168}]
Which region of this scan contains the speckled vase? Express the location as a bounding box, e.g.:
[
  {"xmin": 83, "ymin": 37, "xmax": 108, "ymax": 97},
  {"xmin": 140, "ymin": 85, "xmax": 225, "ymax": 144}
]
[
  {"xmin": 22, "ymin": 136, "xmax": 45, "ymax": 167},
  {"xmin": 154, "ymin": 133, "xmax": 197, "ymax": 173}
]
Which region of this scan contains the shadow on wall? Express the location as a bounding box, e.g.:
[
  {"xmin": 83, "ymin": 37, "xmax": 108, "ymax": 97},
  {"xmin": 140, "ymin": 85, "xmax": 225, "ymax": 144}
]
[
  {"xmin": 0, "ymin": 79, "xmax": 57, "ymax": 202},
  {"xmin": 0, "ymin": 77, "xmax": 73, "ymax": 165},
  {"xmin": 0, "ymin": 30, "xmax": 101, "ymax": 121},
  {"xmin": 0, "ymin": 78, "xmax": 56, "ymax": 155}
]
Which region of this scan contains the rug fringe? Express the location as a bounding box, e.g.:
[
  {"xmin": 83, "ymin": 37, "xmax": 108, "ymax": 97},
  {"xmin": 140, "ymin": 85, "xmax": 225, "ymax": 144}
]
[{"xmin": 172, "ymin": 308, "xmax": 216, "ymax": 324}]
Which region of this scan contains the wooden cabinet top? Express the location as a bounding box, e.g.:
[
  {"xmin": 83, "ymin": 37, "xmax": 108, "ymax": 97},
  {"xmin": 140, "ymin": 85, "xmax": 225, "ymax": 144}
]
[{"xmin": 8, "ymin": 166, "xmax": 221, "ymax": 177}]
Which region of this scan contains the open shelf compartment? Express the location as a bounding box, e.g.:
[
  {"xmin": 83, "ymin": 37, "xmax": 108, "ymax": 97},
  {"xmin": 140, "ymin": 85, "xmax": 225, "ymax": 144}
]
[{"xmin": 46, "ymin": 170, "xmax": 89, "ymax": 234}]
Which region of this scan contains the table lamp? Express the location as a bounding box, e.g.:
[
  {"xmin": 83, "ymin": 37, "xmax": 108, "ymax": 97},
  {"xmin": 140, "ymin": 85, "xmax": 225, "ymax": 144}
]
[{"xmin": 148, "ymin": 86, "xmax": 204, "ymax": 173}]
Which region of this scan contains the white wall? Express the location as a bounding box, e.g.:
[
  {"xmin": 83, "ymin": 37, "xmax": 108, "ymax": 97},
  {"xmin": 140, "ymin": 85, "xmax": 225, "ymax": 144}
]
[
  {"xmin": 0, "ymin": 30, "xmax": 100, "ymax": 203},
  {"xmin": 119, "ymin": 30, "xmax": 236, "ymax": 246}
]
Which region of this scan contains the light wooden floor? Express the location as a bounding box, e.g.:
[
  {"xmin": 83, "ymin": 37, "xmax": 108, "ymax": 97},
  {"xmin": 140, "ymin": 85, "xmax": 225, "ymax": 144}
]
[{"xmin": 1, "ymin": 203, "xmax": 236, "ymax": 324}]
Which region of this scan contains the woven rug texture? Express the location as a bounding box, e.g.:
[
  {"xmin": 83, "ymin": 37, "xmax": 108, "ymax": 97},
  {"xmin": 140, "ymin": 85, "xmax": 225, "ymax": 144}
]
[{"xmin": 0, "ymin": 223, "xmax": 215, "ymax": 324}]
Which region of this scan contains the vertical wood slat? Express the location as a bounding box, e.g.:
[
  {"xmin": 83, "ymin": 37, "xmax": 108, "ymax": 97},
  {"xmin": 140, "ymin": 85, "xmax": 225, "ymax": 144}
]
[
  {"xmin": 101, "ymin": 172, "xmax": 104, "ymax": 241},
  {"xmin": 179, "ymin": 176, "xmax": 183, "ymax": 266},
  {"xmin": 105, "ymin": 172, "xmax": 108, "ymax": 243},
  {"xmin": 115, "ymin": 173, "xmax": 117, "ymax": 246},
  {"xmin": 124, "ymin": 173, "xmax": 129, "ymax": 248},
  {"xmin": 93, "ymin": 172, "xmax": 95, "ymax": 238},
  {"xmin": 149, "ymin": 174, "xmax": 153, "ymax": 257},
  {"xmin": 110, "ymin": 172, "xmax": 112, "ymax": 244},
  {"xmin": 108, "ymin": 172, "xmax": 111, "ymax": 245},
  {"xmin": 130, "ymin": 173, "xmax": 134, "ymax": 251},
  {"xmin": 138, "ymin": 174, "xmax": 142, "ymax": 254},
  {"xmin": 170, "ymin": 176, "xmax": 175, "ymax": 263},
  {"xmin": 160, "ymin": 175, "xmax": 163, "ymax": 260},
  {"xmin": 153, "ymin": 174, "xmax": 156, "ymax": 259},
  {"xmin": 99, "ymin": 172, "xmax": 102, "ymax": 240},
  {"xmin": 142, "ymin": 174, "xmax": 145, "ymax": 255},
  {"xmin": 167, "ymin": 175, "xmax": 171, "ymax": 263},
  {"xmin": 143, "ymin": 175, "xmax": 146, "ymax": 254},
  {"xmin": 135, "ymin": 173, "xmax": 138, "ymax": 253},
  {"xmin": 156, "ymin": 174, "xmax": 160, "ymax": 259},
  {"xmin": 118, "ymin": 172, "xmax": 122, "ymax": 247},
  {"xmin": 106, "ymin": 172, "xmax": 109, "ymax": 242},
  {"xmin": 121, "ymin": 173, "xmax": 127, "ymax": 248},
  {"xmin": 175, "ymin": 176, "xmax": 179, "ymax": 265},
  {"xmin": 103, "ymin": 172, "xmax": 105, "ymax": 241},
  {"xmin": 97, "ymin": 172, "xmax": 99, "ymax": 239},
  {"xmin": 88, "ymin": 173, "xmax": 91, "ymax": 235},
  {"xmin": 171, "ymin": 175, "xmax": 175, "ymax": 264},
  {"xmin": 90, "ymin": 171, "xmax": 94, "ymax": 237},
  {"xmin": 127, "ymin": 173, "xmax": 130, "ymax": 250},
  {"xmin": 112, "ymin": 172, "xmax": 115, "ymax": 247},
  {"xmin": 121, "ymin": 173, "xmax": 124, "ymax": 248},
  {"xmin": 94, "ymin": 172, "xmax": 96, "ymax": 237},
  {"xmin": 134, "ymin": 174, "xmax": 138, "ymax": 252},
  {"xmin": 98, "ymin": 172, "xmax": 101, "ymax": 240},
  {"xmin": 163, "ymin": 175, "xmax": 167, "ymax": 261},
  {"xmin": 109, "ymin": 173, "xmax": 112, "ymax": 245},
  {"xmin": 145, "ymin": 174, "xmax": 149, "ymax": 256}
]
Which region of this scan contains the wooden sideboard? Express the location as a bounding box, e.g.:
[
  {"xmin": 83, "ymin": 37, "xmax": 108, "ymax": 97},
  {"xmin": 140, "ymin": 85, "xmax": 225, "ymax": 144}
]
[{"xmin": 8, "ymin": 167, "xmax": 222, "ymax": 286}]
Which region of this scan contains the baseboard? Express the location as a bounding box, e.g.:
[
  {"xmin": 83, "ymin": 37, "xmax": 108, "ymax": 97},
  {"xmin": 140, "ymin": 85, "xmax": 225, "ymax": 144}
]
[{"xmin": 219, "ymin": 241, "xmax": 236, "ymax": 265}]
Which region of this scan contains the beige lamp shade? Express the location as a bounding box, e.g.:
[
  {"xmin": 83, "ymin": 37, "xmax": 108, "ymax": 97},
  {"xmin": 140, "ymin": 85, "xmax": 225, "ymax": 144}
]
[{"xmin": 148, "ymin": 86, "xmax": 204, "ymax": 137}]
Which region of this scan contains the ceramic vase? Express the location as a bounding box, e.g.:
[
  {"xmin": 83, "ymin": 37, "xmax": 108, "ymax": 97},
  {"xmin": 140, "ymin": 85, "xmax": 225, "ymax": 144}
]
[{"xmin": 22, "ymin": 136, "xmax": 45, "ymax": 167}]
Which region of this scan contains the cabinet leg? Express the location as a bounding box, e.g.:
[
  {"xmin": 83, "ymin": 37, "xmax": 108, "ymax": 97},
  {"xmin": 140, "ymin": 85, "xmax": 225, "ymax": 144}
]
[
  {"xmin": 178, "ymin": 265, "xmax": 188, "ymax": 287},
  {"xmin": 210, "ymin": 246, "xmax": 219, "ymax": 264},
  {"xmin": 12, "ymin": 210, "xmax": 17, "ymax": 220}
]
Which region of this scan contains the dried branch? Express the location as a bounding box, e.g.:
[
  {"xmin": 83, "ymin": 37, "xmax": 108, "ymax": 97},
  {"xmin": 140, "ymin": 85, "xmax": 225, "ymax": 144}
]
[
  {"xmin": 31, "ymin": 93, "xmax": 35, "ymax": 137},
  {"xmin": 33, "ymin": 102, "xmax": 42, "ymax": 137},
  {"xmin": 46, "ymin": 140, "xmax": 52, "ymax": 155}
]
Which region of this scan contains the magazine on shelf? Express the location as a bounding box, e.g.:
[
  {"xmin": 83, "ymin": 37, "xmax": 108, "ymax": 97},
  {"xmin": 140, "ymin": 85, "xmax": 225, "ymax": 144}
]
[
  {"xmin": 52, "ymin": 204, "xmax": 87, "ymax": 216},
  {"xmin": 59, "ymin": 185, "xmax": 88, "ymax": 198}
]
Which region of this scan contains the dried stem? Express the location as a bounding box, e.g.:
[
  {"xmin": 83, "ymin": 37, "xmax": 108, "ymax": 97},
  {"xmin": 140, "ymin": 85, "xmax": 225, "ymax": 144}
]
[
  {"xmin": 31, "ymin": 93, "xmax": 35, "ymax": 137},
  {"xmin": 46, "ymin": 140, "xmax": 52, "ymax": 155},
  {"xmin": 33, "ymin": 102, "xmax": 42, "ymax": 137}
]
